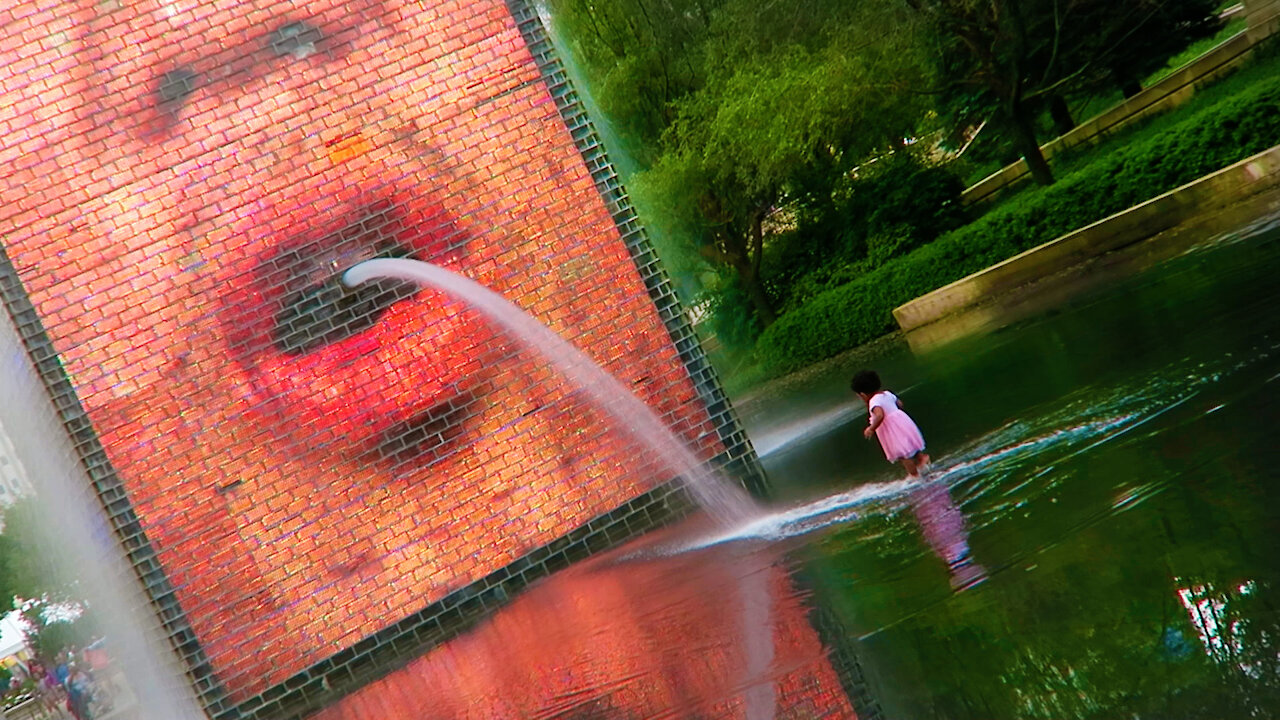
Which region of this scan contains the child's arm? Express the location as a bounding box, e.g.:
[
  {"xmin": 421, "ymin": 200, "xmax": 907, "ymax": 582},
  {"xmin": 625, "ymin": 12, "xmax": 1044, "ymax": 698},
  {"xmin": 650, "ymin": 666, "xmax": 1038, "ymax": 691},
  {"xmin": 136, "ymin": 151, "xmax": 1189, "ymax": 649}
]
[{"xmin": 863, "ymin": 406, "xmax": 885, "ymax": 438}]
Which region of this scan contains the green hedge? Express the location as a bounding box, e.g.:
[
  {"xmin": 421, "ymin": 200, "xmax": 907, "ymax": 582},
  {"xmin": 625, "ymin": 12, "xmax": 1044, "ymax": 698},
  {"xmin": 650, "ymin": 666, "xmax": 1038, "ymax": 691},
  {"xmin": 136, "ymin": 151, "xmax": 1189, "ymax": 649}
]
[
  {"xmin": 762, "ymin": 158, "xmax": 966, "ymax": 316},
  {"xmin": 755, "ymin": 68, "xmax": 1280, "ymax": 375}
]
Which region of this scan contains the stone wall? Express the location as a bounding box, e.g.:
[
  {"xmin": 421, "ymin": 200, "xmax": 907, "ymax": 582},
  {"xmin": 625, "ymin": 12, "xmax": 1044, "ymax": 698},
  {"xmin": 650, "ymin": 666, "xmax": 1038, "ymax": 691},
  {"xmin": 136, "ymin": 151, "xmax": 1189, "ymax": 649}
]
[
  {"xmin": 962, "ymin": 4, "xmax": 1277, "ymax": 206},
  {"xmin": 895, "ymin": 144, "xmax": 1280, "ymax": 331},
  {"xmin": 1248, "ymin": 0, "xmax": 1280, "ymax": 41}
]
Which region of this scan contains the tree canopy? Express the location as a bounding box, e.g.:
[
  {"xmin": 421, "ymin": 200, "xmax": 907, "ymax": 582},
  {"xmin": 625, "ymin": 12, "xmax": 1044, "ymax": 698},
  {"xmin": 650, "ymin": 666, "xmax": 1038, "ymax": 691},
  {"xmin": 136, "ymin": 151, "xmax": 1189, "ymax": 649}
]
[
  {"xmin": 546, "ymin": 0, "xmax": 717, "ymax": 164},
  {"xmin": 0, "ymin": 498, "xmax": 79, "ymax": 607},
  {"xmin": 547, "ymin": 0, "xmax": 1225, "ymax": 343},
  {"xmin": 552, "ymin": 0, "xmax": 930, "ymax": 331},
  {"xmin": 0, "ymin": 497, "xmax": 92, "ymax": 659},
  {"xmin": 902, "ymin": 0, "xmax": 1222, "ymax": 185}
]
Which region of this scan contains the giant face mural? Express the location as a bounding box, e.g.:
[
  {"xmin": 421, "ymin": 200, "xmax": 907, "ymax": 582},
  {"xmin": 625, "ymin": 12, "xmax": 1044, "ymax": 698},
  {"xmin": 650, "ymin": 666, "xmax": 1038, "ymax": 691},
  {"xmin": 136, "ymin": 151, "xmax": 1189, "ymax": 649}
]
[{"xmin": 0, "ymin": 0, "xmax": 725, "ymax": 699}]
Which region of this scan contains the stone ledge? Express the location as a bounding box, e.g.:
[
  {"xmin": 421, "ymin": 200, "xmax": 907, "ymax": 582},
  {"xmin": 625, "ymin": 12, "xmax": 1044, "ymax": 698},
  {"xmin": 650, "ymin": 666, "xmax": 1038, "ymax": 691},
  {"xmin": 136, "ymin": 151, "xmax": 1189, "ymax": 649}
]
[{"xmin": 894, "ymin": 143, "xmax": 1280, "ymax": 331}]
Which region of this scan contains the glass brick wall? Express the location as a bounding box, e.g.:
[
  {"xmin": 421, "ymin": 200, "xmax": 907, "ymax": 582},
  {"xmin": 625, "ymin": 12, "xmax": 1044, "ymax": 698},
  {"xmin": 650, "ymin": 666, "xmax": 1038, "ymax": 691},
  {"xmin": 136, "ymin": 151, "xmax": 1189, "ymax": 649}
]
[{"xmin": 0, "ymin": 2, "xmax": 871, "ymax": 718}]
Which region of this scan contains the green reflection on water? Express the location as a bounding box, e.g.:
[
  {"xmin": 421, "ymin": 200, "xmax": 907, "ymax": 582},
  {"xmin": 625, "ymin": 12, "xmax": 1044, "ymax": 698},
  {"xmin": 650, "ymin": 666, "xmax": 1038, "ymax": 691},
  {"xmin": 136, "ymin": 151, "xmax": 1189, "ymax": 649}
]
[{"xmin": 789, "ymin": 225, "xmax": 1280, "ymax": 719}]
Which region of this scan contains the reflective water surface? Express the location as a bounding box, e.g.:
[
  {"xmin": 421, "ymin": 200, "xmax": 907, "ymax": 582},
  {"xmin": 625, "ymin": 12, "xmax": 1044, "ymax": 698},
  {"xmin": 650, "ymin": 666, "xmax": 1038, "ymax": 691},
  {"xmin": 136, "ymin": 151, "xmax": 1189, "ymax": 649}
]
[
  {"xmin": 753, "ymin": 215, "xmax": 1280, "ymax": 719},
  {"xmin": 305, "ymin": 215, "xmax": 1280, "ymax": 719},
  {"xmin": 302, "ymin": 210, "xmax": 1280, "ymax": 712}
]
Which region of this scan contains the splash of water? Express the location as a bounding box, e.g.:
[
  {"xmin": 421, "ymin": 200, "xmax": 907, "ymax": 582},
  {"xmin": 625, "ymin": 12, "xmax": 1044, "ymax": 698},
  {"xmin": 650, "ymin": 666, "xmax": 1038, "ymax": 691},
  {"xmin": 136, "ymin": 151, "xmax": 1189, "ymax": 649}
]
[
  {"xmin": 343, "ymin": 258, "xmax": 758, "ymax": 523},
  {"xmin": 0, "ymin": 310, "xmax": 206, "ymax": 720},
  {"xmin": 639, "ymin": 478, "xmax": 925, "ymax": 558}
]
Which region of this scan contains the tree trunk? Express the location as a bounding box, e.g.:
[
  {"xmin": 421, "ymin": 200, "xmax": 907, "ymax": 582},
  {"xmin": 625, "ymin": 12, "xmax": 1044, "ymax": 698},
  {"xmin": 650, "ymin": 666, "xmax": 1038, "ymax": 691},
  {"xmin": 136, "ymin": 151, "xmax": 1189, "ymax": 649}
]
[
  {"xmin": 1110, "ymin": 67, "xmax": 1143, "ymax": 99},
  {"xmin": 739, "ymin": 270, "xmax": 776, "ymax": 328},
  {"xmin": 742, "ymin": 208, "xmax": 776, "ymax": 328},
  {"xmin": 1006, "ymin": 100, "xmax": 1054, "ymax": 186},
  {"xmin": 1047, "ymin": 94, "xmax": 1075, "ymax": 136},
  {"xmin": 701, "ymin": 221, "xmax": 777, "ymax": 329}
]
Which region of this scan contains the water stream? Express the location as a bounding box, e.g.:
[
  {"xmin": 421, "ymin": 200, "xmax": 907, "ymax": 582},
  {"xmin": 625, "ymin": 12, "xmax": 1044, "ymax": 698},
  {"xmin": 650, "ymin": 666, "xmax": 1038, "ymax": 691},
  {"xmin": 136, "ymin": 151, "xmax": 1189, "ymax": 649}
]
[
  {"xmin": 344, "ymin": 258, "xmax": 778, "ymax": 719},
  {"xmin": 341, "ymin": 213, "xmax": 1280, "ymax": 717},
  {"xmin": 343, "ymin": 258, "xmax": 757, "ymax": 524}
]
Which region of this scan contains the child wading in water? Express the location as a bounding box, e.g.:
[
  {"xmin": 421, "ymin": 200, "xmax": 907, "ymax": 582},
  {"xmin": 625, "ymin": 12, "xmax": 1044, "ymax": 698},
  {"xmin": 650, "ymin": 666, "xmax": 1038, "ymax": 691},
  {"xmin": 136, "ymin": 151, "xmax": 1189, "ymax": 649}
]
[
  {"xmin": 852, "ymin": 370, "xmax": 931, "ymax": 478},
  {"xmin": 853, "ymin": 370, "xmax": 987, "ymax": 590}
]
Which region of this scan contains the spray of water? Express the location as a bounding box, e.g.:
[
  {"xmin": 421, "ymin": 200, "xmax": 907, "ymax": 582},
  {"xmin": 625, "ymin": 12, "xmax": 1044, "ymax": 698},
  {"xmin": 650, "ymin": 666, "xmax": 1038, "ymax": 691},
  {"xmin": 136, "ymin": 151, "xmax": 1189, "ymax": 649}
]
[
  {"xmin": 345, "ymin": 258, "xmax": 788, "ymax": 718},
  {"xmin": 347, "ymin": 258, "xmax": 778, "ymax": 717},
  {"xmin": 343, "ymin": 258, "xmax": 758, "ymax": 524},
  {"xmin": 0, "ymin": 306, "xmax": 206, "ymax": 720},
  {"xmin": 655, "ymin": 477, "xmax": 925, "ymax": 556}
]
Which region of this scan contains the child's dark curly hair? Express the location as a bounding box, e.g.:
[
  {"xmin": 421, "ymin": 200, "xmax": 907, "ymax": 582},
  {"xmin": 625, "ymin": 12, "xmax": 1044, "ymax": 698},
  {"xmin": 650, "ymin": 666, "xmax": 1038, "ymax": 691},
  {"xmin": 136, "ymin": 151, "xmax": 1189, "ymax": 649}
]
[{"xmin": 850, "ymin": 370, "xmax": 882, "ymax": 395}]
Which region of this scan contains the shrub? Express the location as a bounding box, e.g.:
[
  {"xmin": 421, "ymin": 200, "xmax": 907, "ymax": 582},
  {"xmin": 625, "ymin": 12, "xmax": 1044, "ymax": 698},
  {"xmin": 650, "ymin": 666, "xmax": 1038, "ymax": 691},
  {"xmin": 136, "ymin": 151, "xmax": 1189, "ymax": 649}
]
[
  {"xmin": 755, "ymin": 67, "xmax": 1280, "ymax": 375},
  {"xmin": 776, "ymin": 260, "xmax": 868, "ymax": 315},
  {"xmin": 702, "ymin": 274, "xmax": 763, "ymax": 351},
  {"xmin": 865, "ymin": 224, "xmax": 917, "ymax": 266},
  {"xmin": 762, "ymin": 156, "xmax": 965, "ymax": 312},
  {"xmin": 862, "ymin": 160, "xmax": 968, "ymax": 244}
]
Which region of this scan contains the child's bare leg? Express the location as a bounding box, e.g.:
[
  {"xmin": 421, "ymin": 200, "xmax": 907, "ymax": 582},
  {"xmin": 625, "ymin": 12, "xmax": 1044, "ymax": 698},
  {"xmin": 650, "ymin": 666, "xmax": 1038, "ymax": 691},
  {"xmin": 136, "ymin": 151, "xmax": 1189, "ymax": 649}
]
[{"xmin": 901, "ymin": 456, "xmax": 920, "ymax": 477}]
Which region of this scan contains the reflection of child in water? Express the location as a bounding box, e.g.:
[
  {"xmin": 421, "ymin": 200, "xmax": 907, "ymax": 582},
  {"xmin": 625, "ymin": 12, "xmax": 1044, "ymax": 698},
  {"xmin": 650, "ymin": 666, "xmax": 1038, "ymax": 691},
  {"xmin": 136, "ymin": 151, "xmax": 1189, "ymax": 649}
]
[
  {"xmin": 851, "ymin": 370, "xmax": 988, "ymax": 590},
  {"xmin": 909, "ymin": 482, "xmax": 989, "ymax": 591},
  {"xmin": 852, "ymin": 369, "xmax": 931, "ymax": 478}
]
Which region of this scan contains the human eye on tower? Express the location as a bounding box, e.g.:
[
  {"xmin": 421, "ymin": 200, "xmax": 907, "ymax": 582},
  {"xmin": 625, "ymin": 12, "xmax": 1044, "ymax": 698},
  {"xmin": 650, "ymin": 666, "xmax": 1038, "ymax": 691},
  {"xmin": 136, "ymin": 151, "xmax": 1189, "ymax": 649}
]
[
  {"xmin": 151, "ymin": 20, "xmax": 331, "ymax": 113},
  {"xmin": 267, "ymin": 21, "xmax": 325, "ymax": 61}
]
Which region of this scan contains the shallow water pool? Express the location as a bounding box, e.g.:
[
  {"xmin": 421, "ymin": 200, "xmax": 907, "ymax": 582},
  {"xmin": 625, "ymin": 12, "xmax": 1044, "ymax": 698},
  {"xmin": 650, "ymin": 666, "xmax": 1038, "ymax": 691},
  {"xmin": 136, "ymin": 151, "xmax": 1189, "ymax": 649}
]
[
  {"xmin": 302, "ymin": 214, "xmax": 1280, "ymax": 720},
  {"xmin": 752, "ymin": 214, "xmax": 1280, "ymax": 718}
]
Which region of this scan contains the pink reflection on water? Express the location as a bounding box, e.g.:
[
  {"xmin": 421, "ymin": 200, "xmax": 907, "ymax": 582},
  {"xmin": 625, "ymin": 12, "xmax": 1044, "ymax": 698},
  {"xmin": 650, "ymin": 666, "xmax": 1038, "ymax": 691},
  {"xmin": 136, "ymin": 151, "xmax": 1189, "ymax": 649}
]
[
  {"xmin": 909, "ymin": 482, "xmax": 988, "ymax": 592},
  {"xmin": 310, "ymin": 524, "xmax": 859, "ymax": 719}
]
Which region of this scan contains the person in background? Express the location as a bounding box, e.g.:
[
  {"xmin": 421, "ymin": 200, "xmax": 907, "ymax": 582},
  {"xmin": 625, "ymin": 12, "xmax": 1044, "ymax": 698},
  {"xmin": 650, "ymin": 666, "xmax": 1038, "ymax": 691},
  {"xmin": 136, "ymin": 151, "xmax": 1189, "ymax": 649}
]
[{"xmin": 65, "ymin": 663, "xmax": 93, "ymax": 720}]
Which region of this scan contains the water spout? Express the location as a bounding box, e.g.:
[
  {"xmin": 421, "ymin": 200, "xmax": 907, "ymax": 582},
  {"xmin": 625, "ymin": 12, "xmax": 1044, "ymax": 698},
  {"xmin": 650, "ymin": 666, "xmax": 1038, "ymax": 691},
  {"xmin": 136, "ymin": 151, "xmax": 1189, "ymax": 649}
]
[{"xmin": 342, "ymin": 258, "xmax": 758, "ymax": 524}]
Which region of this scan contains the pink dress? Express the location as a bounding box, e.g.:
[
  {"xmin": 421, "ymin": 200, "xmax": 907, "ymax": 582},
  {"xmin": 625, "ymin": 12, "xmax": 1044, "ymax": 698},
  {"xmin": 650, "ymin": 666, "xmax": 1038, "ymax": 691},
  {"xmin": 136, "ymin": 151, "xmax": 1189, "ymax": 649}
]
[{"xmin": 869, "ymin": 391, "xmax": 926, "ymax": 462}]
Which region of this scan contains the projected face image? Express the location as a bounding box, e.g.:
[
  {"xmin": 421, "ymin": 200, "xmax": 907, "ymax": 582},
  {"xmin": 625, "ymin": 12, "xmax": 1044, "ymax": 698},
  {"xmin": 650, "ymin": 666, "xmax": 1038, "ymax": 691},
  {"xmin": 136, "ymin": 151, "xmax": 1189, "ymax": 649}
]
[{"xmin": 1, "ymin": 0, "xmax": 719, "ymax": 699}]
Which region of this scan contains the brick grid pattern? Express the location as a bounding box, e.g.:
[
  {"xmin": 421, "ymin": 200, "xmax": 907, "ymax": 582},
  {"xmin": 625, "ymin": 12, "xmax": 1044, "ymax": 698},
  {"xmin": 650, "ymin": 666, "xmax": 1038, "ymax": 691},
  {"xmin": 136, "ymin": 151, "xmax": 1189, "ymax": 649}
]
[
  {"xmin": 305, "ymin": 558, "xmax": 863, "ymax": 720},
  {"xmin": 0, "ymin": 0, "xmax": 767, "ymax": 714},
  {"xmin": 501, "ymin": 0, "xmax": 768, "ymax": 497}
]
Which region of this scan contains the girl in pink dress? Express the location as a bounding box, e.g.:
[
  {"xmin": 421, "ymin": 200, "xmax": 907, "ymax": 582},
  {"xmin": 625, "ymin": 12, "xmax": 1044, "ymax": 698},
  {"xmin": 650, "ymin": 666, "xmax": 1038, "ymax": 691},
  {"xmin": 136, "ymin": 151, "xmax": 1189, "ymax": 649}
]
[{"xmin": 852, "ymin": 370, "xmax": 931, "ymax": 478}]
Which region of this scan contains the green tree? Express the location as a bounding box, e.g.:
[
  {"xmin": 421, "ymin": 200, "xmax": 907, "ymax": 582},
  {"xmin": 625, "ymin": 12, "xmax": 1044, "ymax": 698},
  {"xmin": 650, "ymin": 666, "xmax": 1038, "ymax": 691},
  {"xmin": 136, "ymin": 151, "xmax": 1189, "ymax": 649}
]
[
  {"xmin": 0, "ymin": 498, "xmax": 80, "ymax": 605},
  {"xmin": 549, "ymin": 0, "xmax": 939, "ymax": 337},
  {"xmin": 629, "ymin": 0, "xmax": 926, "ymax": 329},
  {"xmin": 1072, "ymin": 0, "xmax": 1222, "ymax": 101},
  {"xmin": 900, "ymin": 0, "xmax": 1222, "ymax": 186},
  {"xmin": 545, "ymin": 0, "xmax": 719, "ymax": 164},
  {"xmin": 24, "ymin": 612, "xmax": 98, "ymax": 661},
  {"xmin": 0, "ymin": 497, "xmax": 90, "ymax": 660},
  {"xmin": 902, "ymin": 0, "xmax": 1084, "ymax": 186}
]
